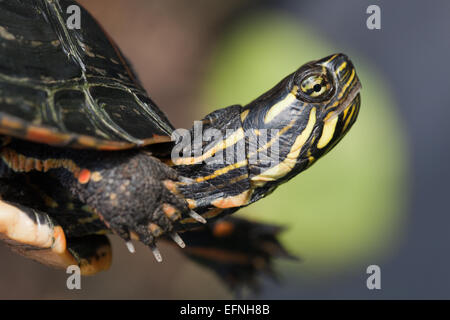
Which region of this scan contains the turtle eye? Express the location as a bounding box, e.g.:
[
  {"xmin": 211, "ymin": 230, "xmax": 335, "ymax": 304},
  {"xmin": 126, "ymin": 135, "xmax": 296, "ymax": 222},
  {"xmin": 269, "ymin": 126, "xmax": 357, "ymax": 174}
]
[{"xmin": 299, "ymin": 74, "xmax": 332, "ymax": 100}]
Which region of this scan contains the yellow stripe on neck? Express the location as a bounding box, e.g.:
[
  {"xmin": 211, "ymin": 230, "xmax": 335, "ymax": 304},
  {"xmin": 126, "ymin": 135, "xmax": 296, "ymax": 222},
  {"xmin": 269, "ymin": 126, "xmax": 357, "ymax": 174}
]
[
  {"xmin": 194, "ymin": 160, "xmax": 248, "ymax": 183},
  {"xmin": 173, "ymin": 128, "xmax": 245, "ymax": 165}
]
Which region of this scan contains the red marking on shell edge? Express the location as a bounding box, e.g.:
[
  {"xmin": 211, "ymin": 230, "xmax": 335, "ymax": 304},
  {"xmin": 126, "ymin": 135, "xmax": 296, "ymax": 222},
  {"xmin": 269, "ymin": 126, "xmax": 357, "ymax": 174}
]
[
  {"xmin": 96, "ymin": 143, "xmax": 131, "ymax": 151},
  {"xmin": 26, "ymin": 127, "xmax": 68, "ymax": 145},
  {"xmin": 78, "ymin": 169, "xmax": 91, "ymax": 184}
]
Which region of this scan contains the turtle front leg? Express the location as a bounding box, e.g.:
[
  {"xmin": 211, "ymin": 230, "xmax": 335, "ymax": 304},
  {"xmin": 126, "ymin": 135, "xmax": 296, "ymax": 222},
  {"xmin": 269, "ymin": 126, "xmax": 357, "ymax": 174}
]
[
  {"xmin": 0, "ymin": 199, "xmax": 112, "ymax": 274},
  {"xmin": 75, "ymin": 152, "xmax": 205, "ymax": 262},
  {"xmin": 0, "ymin": 141, "xmax": 204, "ymax": 263}
]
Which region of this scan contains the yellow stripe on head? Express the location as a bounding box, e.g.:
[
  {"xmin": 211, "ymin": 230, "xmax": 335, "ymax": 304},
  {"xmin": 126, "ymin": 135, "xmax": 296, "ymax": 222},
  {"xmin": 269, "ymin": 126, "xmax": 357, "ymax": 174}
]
[
  {"xmin": 342, "ymin": 104, "xmax": 356, "ymax": 133},
  {"xmin": 240, "ymin": 109, "xmax": 250, "ymax": 122},
  {"xmin": 263, "ymin": 86, "xmax": 299, "ymax": 124},
  {"xmin": 338, "ymin": 69, "xmax": 355, "ymax": 99},
  {"xmin": 336, "ymin": 61, "xmax": 347, "ymax": 74},
  {"xmin": 317, "ymin": 115, "xmax": 338, "ymax": 149},
  {"xmin": 251, "ymin": 107, "xmax": 317, "ymax": 187},
  {"xmin": 323, "ymin": 54, "xmax": 339, "ymax": 65}
]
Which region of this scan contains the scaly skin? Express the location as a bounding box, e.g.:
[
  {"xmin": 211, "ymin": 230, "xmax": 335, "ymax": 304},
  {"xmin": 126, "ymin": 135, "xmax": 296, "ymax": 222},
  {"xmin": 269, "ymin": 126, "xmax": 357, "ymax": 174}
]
[{"xmin": 0, "ymin": 139, "xmax": 192, "ymax": 251}]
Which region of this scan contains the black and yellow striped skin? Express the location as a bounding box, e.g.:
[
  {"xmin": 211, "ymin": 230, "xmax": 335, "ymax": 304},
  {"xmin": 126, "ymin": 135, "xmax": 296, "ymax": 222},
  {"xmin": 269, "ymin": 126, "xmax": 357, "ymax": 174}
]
[
  {"xmin": 174, "ymin": 54, "xmax": 361, "ymax": 228},
  {"xmin": 247, "ymin": 54, "xmax": 361, "ymax": 201}
]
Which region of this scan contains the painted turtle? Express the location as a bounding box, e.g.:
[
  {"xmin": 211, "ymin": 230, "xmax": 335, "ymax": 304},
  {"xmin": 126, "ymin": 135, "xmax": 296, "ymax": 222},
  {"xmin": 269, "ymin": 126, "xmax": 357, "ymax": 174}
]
[{"xmin": 0, "ymin": 0, "xmax": 361, "ymax": 277}]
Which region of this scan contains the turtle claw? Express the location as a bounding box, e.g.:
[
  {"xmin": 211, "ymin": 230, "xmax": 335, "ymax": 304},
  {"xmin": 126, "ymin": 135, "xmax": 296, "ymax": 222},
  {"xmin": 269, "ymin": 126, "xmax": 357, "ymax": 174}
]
[
  {"xmin": 126, "ymin": 241, "xmax": 136, "ymax": 253},
  {"xmin": 150, "ymin": 244, "xmax": 163, "ymax": 262},
  {"xmin": 170, "ymin": 232, "xmax": 185, "ymax": 248},
  {"xmin": 189, "ymin": 210, "xmax": 206, "ymax": 224}
]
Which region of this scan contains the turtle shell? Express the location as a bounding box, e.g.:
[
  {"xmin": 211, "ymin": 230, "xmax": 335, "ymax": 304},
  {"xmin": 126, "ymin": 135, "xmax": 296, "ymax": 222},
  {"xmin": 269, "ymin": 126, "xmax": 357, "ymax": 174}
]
[{"xmin": 0, "ymin": 0, "xmax": 174, "ymax": 150}]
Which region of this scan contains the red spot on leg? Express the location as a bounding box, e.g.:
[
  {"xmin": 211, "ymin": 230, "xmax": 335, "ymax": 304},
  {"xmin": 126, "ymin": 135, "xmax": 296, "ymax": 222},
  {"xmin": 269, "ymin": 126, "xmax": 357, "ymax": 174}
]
[{"xmin": 78, "ymin": 169, "xmax": 91, "ymax": 184}]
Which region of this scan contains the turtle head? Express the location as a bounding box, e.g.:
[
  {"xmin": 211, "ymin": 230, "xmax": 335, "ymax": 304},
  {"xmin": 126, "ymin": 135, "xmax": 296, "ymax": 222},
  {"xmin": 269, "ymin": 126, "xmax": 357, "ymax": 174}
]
[
  {"xmin": 243, "ymin": 53, "xmax": 361, "ymax": 200},
  {"xmin": 171, "ymin": 53, "xmax": 361, "ymax": 221}
]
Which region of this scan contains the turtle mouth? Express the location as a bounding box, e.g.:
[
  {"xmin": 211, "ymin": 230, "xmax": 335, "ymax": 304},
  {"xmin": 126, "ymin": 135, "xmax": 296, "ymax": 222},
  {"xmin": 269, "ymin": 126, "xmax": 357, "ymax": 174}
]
[{"xmin": 324, "ymin": 81, "xmax": 362, "ymax": 122}]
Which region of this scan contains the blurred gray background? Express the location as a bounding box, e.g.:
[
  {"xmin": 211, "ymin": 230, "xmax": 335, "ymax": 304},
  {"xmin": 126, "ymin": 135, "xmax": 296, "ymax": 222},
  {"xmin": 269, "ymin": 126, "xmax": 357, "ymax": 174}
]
[{"xmin": 0, "ymin": 0, "xmax": 449, "ymax": 299}]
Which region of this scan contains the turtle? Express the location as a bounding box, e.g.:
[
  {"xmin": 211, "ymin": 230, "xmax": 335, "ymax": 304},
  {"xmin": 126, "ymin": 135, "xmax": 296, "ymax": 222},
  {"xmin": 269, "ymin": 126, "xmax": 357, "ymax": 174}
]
[{"xmin": 0, "ymin": 0, "xmax": 361, "ymax": 279}]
